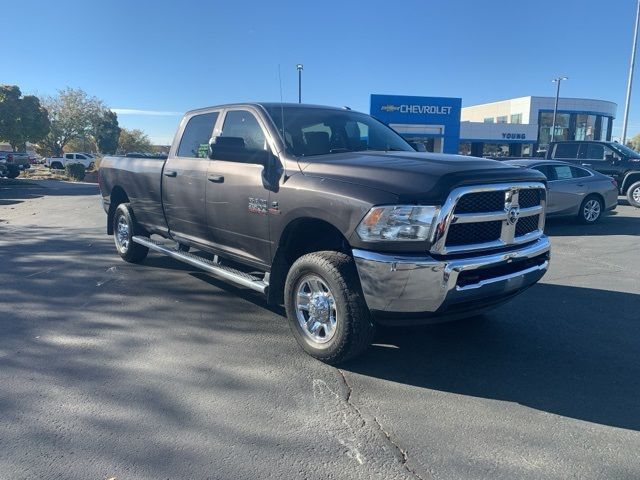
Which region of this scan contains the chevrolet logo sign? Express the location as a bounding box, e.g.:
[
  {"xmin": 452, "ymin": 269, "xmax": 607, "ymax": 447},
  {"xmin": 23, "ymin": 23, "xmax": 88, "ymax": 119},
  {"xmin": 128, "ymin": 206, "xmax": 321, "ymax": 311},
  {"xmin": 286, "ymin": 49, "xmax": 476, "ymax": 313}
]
[{"xmin": 380, "ymin": 104, "xmax": 400, "ymax": 112}]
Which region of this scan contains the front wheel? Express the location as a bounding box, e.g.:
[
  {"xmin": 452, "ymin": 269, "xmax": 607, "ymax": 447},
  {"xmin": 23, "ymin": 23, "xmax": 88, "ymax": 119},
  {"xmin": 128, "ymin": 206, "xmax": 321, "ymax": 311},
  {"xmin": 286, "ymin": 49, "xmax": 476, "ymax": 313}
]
[
  {"xmin": 284, "ymin": 251, "xmax": 375, "ymax": 365},
  {"xmin": 627, "ymin": 181, "xmax": 640, "ymax": 208},
  {"xmin": 113, "ymin": 203, "xmax": 149, "ymax": 263},
  {"xmin": 578, "ymin": 195, "xmax": 603, "ymax": 224}
]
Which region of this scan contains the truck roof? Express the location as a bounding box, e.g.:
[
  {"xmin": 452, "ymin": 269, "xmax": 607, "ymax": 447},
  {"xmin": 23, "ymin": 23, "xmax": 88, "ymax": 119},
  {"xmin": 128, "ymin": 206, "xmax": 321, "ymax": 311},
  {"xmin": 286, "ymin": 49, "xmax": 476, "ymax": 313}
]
[{"xmin": 184, "ymin": 102, "xmax": 351, "ymax": 116}]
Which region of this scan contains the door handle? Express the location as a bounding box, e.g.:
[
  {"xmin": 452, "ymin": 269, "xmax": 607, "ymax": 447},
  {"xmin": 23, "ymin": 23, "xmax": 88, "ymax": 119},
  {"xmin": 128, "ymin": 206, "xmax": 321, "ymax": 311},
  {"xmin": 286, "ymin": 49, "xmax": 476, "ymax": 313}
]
[
  {"xmin": 164, "ymin": 170, "xmax": 177, "ymax": 177},
  {"xmin": 208, "ymin": 175, "xmax": 224, "ymax": 183},
  {"xmin": 577, "ymin": 183, "xmax": 585, "ymax": 187},
  {"xmin": 581, "ymin": 163, "xmax": 592, "ymax": 167}
]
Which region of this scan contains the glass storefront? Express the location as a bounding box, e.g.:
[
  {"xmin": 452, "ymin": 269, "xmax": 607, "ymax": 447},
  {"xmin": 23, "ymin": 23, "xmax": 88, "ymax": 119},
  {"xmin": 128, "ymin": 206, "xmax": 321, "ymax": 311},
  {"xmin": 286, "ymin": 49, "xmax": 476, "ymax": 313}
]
[{"xmin": 538, "ymin": 111, "xmax": 612, "ymax": 147}]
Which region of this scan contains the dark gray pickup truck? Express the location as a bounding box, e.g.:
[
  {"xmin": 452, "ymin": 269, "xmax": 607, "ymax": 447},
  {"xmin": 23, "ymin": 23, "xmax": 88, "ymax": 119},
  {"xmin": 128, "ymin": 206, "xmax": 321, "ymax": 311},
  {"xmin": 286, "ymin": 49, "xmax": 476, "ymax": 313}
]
[{"xmin": 99, "ymin": 103, "xmax": 550, "ymax": 363}]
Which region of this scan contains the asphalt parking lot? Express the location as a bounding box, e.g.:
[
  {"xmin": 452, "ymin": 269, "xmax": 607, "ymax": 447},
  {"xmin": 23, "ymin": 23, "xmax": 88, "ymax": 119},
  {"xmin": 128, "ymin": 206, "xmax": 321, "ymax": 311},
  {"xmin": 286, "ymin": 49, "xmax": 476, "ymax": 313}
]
[{"xmin": 1, "ymin": 179, "xmax": 639, "ymax": 480}]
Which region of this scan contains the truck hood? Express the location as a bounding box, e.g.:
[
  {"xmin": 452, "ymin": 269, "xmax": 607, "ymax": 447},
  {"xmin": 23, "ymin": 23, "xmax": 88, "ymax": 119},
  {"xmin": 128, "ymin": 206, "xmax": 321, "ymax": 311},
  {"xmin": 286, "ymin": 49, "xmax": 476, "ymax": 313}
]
[{"xmin": 298, "ymin": 151, "xmax": 546, "ymax": 203}]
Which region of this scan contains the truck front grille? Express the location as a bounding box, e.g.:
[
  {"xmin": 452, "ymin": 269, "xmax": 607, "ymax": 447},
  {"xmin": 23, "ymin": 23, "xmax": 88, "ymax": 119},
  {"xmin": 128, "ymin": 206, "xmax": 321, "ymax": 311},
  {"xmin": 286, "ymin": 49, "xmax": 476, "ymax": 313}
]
[
  {"xmin": 445, "ymin": 221, "xmax": 502, "ymax": 246},
  {"xmin": 432, "ymin": 183, "xmax": 546, "ymax": 255},
  {"xmin": 454, "ymin": 191, "xmax": 505, "ymax": 214}
]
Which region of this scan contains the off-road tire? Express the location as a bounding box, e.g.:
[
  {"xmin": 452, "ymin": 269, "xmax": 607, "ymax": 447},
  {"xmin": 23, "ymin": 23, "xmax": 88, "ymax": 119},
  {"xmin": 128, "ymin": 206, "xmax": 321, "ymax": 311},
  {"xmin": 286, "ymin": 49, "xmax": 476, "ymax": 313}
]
[
  {"xmin": 113, "ymin": 203, "xmax": 149, "ymax": 263},
  {"xmin": 284, "ymin": 251, "xmax": 375, "ymax": 364},
  {"xmin": 627, "ymin": 181, "xmax": 640, "ymax": 208}
]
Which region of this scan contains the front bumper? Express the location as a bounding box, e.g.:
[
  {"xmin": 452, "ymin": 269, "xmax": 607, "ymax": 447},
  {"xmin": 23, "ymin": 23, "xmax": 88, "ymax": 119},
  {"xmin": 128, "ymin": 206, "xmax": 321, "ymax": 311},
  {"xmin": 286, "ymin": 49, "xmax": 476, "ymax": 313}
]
[{"xmin": 353, "ymin": 236, "xmax": 550, "ymax": 322}]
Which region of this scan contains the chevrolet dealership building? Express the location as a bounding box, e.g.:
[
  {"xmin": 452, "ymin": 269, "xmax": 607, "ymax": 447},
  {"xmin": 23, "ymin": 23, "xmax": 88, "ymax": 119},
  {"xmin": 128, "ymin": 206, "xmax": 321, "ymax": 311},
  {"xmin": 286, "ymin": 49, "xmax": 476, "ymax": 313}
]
[{"xmin": 370, "ymin": 94, "xmax": 617, "ymax": 157}]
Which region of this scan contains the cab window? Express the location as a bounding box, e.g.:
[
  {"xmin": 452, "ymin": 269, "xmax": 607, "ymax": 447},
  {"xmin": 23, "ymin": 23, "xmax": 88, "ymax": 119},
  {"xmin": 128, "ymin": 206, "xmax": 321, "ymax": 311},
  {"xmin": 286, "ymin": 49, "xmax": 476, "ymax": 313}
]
[
  {"xmin": 220, "ymin": 110, "xmax": 267, "ymax": 151},
  {"xmin": 552, "ymin": 143, "xmax": 579, "ymax": 159},
  {"xmin": 177, "ymin": 112, "xmax": 219, "ymax": 158}
]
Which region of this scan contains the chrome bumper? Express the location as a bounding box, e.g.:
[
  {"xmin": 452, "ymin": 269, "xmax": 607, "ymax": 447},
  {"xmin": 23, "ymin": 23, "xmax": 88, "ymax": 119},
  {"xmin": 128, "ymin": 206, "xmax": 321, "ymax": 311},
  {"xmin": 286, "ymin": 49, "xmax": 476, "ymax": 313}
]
[{"xmin": 353, "ymin": 237, "xmax": 550, "ymax": 318}]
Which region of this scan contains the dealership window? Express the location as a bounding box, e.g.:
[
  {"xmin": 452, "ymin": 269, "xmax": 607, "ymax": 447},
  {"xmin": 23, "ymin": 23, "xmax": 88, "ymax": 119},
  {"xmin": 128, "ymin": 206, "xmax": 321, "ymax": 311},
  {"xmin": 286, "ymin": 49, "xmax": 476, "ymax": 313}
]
[
  {"xmin": 459, "ymin": 142, "xmax": 471, "ymax": 155},
  {"xmin": 496, "ymin": 116, "xmax": 508, "ymax": 124},
  {"xmin": 553, "ymin": 113, "xmax": 570, "ymax": 141},
  {"xmin": 483, "ymin": 117, "xmax": 494, "ymax": 123},
  {"xmin": 603, "ymin": 117, "xmax": 611, "ymax": 140},
  {"xmin": 510, "ymin": 113, "xmax": 522, "ymax": 124},
  {"xmin": 483, "ymin": 143, "xmax": 509, "ymax": 158},
  {"xmin": 538, "ymin": 112, "xmax": 554, "ymax": 146}
]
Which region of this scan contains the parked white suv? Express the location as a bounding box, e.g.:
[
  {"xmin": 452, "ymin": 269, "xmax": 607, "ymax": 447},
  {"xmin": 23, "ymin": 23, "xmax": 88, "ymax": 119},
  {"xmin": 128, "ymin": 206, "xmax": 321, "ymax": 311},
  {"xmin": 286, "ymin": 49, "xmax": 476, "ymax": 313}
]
[{"xmin": 45, "ymin": 153, "xmax": 95, "ymax": 170}]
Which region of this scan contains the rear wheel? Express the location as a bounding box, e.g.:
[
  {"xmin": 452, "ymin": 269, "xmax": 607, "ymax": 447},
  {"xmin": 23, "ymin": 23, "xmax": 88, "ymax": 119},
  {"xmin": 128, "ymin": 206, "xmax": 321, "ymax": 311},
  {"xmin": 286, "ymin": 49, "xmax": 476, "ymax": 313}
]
[
  {"xmin": 51, "ymin": 161, "xmax": 63, "ymax": 170},
  {"xmin": 6, "ymin": 168, "xmax": 19, "ymax": 179},
  {"xmin": 578, "ymin": 195, "xmax": 603, "ymax": 224},
  {"xmin": 113, "ymin": 203, "xmax": 149, "ymax": 263},
  {"xmin": 284, "ymin": 251, "xmax": 375, "ymax": 364},
  {"xmin": 627, "ymin": 181, "xmax": 640, "ymax": 208}
]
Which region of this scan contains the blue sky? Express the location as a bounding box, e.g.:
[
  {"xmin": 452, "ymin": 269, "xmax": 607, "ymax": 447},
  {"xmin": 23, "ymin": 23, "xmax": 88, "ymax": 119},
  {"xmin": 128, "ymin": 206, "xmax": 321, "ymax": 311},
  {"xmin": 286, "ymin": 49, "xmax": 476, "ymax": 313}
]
[{"xmin": 4, "ymin": 0, "xmax": 639, "ymax": 144}]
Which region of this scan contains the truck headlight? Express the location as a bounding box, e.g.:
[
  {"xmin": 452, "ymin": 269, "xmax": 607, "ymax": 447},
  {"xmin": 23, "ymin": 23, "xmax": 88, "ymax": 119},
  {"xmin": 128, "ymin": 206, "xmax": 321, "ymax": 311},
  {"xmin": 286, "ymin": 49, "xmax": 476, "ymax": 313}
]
[{"xmin": 356, "ymin": 205, "xmax": 438, "ymax": 242}]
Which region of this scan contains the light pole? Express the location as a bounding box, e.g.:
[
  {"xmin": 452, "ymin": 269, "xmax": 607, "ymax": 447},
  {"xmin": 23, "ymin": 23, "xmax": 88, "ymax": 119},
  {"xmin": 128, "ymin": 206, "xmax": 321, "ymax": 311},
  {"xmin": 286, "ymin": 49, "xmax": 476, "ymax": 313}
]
[
  {"xmin": 296, "ymin": 64, "xmax": 303, "ymax": 103},
  {"xmin": 550, "ymin": 76, "xmax": 568, "ymax": 144},
  {"xmin": 622, "ymin": 0, "xmax": 640, "ymax": 144}
]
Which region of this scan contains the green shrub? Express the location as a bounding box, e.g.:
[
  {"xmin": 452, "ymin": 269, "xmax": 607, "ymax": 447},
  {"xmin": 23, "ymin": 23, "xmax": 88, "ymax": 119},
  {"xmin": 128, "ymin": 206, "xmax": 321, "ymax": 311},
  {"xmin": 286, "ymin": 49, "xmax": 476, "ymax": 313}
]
[{"xmin": 65, "ymin": 162, "xmax": 86, "ymax": 181}]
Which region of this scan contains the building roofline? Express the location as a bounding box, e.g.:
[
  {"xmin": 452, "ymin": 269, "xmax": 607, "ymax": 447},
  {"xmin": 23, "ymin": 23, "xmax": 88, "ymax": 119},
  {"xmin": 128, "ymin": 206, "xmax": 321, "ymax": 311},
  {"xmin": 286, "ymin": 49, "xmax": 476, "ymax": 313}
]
[{"xmin": 463, "ymin": 96, "xmax": 617, "ymax": 109}]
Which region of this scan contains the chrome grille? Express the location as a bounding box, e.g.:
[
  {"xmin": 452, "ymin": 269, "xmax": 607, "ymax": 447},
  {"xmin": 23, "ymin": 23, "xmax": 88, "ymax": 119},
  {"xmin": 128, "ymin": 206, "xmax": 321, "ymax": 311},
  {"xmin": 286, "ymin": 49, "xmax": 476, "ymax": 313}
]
[{"xmin": 431, "ymin": 182, "xmax": 546, "ymax": 255}]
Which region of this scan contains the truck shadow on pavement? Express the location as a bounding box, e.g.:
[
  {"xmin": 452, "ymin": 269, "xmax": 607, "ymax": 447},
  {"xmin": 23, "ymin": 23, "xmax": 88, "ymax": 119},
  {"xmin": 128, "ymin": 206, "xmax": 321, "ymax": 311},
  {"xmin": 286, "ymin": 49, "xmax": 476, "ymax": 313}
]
[
  {"xmin": 0, "ymin": 179, "xmax": 98, "ymax": 207},
  {"xmin": 344, "ymin": 282, "xmax": 640, "ymax": 432},
  {"xmin": 544, "ymin": 210, "xmax": 640, "ymax": 237}
]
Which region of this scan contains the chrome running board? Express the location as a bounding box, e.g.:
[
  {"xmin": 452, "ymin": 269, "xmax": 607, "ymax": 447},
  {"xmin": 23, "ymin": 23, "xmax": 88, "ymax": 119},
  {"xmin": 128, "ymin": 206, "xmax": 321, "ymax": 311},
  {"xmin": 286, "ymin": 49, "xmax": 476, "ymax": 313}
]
[{"xmin": 132, "ymin": 236, "xmax": 268, "ymax": 294}]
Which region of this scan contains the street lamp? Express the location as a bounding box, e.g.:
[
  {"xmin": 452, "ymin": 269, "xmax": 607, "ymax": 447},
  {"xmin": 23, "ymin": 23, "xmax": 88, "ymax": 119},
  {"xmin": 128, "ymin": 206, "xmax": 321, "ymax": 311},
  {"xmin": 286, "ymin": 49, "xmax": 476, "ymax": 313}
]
[
  {"xmin": 296, "ymin": 64, "xmax": 303, "ymax": 103},
  {"xmin": 621, "ymin": 0, "xmax": 640, "ymax": 144},
  {"xmin": 550, "ymin": 76, "xmax": 568, "ymax": 144}
]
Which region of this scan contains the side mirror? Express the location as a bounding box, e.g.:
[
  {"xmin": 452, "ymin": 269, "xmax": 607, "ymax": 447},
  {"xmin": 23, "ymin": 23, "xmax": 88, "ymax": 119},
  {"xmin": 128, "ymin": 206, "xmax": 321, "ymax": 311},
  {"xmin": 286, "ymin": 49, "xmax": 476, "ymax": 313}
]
[{"xmin": 208, "ymin": 136, "xmax": 270, "ymax": 166}]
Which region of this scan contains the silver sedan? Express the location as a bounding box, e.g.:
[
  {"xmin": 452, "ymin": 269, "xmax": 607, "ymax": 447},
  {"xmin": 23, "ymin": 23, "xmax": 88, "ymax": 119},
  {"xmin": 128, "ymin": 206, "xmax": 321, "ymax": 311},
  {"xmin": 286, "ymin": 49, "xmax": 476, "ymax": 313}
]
[{"xmin": 506, "ymin": 159, "xmax": 618, "ymax": 224}]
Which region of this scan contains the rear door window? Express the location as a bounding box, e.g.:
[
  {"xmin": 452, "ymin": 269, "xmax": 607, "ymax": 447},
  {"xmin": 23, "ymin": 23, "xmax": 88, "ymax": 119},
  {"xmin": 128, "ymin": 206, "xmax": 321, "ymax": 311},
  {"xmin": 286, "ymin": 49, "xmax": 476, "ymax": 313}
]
[
  {"xmin": 586, "ymin": 144, "xmax": 605, "ymax": 160},
  {"xmin": 532, "ymin": 164, "xmax": 556, "ymax": 180},
  {"xmin": 177, "ymin": 112, "xmax": 219, "ymax": 158},
  {"xmin": 571, "ymin": 166, "xmax": 592, "ymax": 178},
  {"xmin": 65, "ymin": 154, "xmax": 74, "ymax": 159},
  {"xmin": 552, "ymin": 143, "xmax": 579, "ymax": 159},
  {"xmin": 551, "ymin": 165, "xmax": 574, "ymax": 180}
]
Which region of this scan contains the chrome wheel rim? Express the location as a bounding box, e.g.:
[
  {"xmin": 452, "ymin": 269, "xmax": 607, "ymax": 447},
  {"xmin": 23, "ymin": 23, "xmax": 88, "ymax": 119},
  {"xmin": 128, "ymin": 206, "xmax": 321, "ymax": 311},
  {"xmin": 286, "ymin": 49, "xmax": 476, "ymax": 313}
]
[
  {"xmin": 295, "ymin": 274, "xmax": 338, "ymax": 345},
  {"xmin": 632, "ymin": 186, "xmax": 640, "ymax": 203},
  {"xmin": 583, "ymin": 199, "xmax": 601, "ymax": 222},
  {"xmin": 115, "ymin": 215, "xmax": 130, "ymax": 252}
]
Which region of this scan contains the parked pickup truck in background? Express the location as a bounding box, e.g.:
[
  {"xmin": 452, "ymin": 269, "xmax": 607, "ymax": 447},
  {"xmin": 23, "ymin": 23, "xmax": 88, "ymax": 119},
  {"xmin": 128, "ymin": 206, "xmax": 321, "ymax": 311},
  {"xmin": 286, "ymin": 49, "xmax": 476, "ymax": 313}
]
[
  {"xmin": 99, "ymin": 103, "xmax": 551, "ymax": 363},
  {"xmin": 0, "ymin": 151, "xmax": 31, "ymax": 178},
  {"xmin": 546, "ymin": 140, "xmax": 640, "ymax": 207},
  {"xmin": 45, "ymin": 152, "xmax": 95, "ymax": 170}
]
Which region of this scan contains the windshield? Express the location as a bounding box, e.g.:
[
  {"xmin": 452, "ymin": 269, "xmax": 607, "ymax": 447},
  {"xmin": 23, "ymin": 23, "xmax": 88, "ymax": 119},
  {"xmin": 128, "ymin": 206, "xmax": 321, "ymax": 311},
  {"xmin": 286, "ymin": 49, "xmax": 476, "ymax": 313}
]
[
  {"xmin": 265, "ymin": 106, "xmax": 414, "ymax": 157},
  {"xmin": 610, "ymin": 142, "xmax": 640, "ymax": 158}
]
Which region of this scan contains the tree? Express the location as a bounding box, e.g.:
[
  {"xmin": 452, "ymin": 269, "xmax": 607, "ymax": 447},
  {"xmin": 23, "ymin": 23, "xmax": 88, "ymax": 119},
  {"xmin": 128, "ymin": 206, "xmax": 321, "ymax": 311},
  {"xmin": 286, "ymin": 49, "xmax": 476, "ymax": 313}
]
[
  {"xmin": 118, "ymin": 128, "xmax": 153, "ymax": 153},
  {"xmin": 65, "ymin": 136, "xmax": 98, "ymax": 153},
  {"xmin": 38, "ymin": 87, "xmax": 104, "ymax": 156},
  {"xmin": 94, "ymin": 109, "xmax": 120, "ymax": 154},
  {"xmin": 627, "ymin": 133, "xmax": 640, "ymax": 152},
  {"xmin": 0, "ymin": 85, "xmax": 50, "ymax": 151}
]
